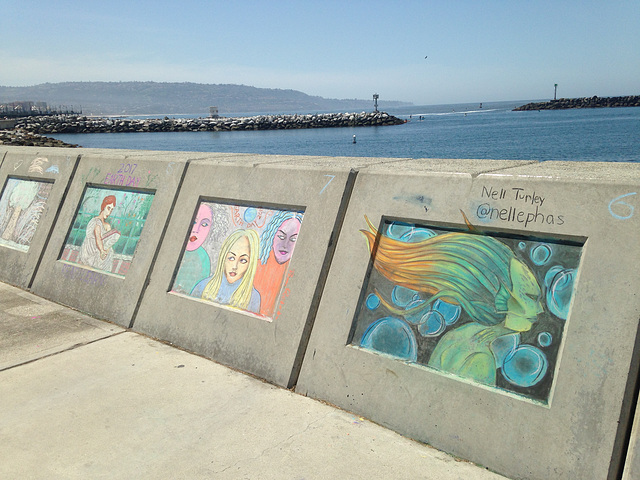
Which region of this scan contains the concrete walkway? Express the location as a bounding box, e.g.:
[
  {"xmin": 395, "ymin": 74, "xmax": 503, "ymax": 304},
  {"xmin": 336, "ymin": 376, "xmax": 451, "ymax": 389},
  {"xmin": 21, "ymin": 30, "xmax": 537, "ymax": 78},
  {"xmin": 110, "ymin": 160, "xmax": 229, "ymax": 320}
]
[{"xmin": 0, "ymin": 281, "xmax": 508, "ymax": 480}]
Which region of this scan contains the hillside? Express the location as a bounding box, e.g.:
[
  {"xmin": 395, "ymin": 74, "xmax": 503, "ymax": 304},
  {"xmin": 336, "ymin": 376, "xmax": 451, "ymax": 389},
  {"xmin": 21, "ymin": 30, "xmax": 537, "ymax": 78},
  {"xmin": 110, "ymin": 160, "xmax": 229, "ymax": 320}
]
[{"xmin": 0, "ymin": 82, "xmax": 410, "ymax": 116}]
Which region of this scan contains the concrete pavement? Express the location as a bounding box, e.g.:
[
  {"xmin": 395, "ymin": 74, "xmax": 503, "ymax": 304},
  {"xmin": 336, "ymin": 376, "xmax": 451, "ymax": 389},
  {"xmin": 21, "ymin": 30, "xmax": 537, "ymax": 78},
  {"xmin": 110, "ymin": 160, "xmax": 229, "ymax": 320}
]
[{"xmin": 0, "ymin": 281, "xmax": 508, "ymax": 480}]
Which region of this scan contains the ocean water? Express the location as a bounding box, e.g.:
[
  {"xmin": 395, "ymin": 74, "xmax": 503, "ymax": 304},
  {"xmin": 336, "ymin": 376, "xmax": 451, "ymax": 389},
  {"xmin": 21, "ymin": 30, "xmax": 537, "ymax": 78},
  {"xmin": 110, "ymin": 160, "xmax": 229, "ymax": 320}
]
[{"xmin": 51, "ymin": 100, "xmax": 640, "ymax": 162}]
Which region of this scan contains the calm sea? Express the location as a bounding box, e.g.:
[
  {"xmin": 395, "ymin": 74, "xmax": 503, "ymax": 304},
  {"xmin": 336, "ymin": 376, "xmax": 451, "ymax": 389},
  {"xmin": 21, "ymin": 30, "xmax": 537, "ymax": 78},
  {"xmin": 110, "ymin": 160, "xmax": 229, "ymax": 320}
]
[{"xmin": 51, "ymin": 100, "xmax": 640, "ymax": 162}]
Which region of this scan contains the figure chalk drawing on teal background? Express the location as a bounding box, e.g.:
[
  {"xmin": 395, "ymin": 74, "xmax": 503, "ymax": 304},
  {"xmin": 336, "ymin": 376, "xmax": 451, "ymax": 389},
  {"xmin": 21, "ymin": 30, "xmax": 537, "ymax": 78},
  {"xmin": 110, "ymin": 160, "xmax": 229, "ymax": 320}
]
[
  {"xmin": 78, "ymin": 195, "xmax": 119, "ymax": 271},
  {"xmin": 61, "ymin": 187, "xmax": 155, "ymax": 277},
  {"xmin": 353, "ymin": 215, "xmax": 582, "ymax": 402}
]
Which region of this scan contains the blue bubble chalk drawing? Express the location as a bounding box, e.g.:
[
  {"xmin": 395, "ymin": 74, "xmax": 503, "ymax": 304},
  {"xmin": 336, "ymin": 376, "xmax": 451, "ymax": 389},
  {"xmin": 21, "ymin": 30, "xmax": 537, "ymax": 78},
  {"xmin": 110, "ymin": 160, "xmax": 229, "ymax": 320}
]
[{"xmin": 351, "ymin": 215, "xmax": 583, "ymax": 403}]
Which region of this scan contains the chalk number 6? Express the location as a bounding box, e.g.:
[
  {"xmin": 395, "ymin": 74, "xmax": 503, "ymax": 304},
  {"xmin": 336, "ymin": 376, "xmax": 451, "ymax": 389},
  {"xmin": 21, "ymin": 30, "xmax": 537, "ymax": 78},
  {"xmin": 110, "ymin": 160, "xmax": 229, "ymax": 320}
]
[{"xmin": 609, "ymin": 192, "xmax": 637, "ymax": 220}]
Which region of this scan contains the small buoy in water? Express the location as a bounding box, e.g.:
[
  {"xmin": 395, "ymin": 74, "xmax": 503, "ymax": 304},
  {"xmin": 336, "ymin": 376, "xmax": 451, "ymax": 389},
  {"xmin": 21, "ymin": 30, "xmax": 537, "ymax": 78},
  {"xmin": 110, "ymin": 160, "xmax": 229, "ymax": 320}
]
[{"xmin": 352, "ymin": 134, "xmax": 356, "ymax": 144}]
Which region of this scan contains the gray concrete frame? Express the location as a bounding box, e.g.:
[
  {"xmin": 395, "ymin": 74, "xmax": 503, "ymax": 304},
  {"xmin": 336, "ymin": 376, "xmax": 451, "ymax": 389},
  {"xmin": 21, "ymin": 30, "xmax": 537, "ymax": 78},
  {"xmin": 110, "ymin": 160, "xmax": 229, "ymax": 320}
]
[
  {"xmin": 30, "ymin": 151, "xmax": 188, "ymax": 327},
  {"xmin": 0, "ymin": 148, "xmax": 80, "ymax": 288},
  {"xmin": 297, "ymin": 160, "xmax": 640, "ymax": 480},
  {"xmin": 133, "ymin": 159, "xmax": 353, "ymax": 388}
]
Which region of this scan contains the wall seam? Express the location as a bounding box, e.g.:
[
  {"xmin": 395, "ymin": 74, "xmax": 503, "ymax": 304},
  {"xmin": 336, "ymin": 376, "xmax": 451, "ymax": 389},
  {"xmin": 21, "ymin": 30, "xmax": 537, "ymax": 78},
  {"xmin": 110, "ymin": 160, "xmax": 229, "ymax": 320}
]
[
  {"xmin": 127, "ymin": 158, "xmax": 192, "ymax": 329},
  {"xmin": 286, "ymin": 168, "xmax": 359, "ymax": 390}
]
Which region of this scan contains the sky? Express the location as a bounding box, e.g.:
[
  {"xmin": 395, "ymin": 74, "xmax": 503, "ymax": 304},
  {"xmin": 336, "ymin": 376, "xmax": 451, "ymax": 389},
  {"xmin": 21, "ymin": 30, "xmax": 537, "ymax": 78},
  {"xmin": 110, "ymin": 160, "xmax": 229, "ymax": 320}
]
[{"xmin": 2, "ymin": 1, "xmax": 638, "ymax": 105}]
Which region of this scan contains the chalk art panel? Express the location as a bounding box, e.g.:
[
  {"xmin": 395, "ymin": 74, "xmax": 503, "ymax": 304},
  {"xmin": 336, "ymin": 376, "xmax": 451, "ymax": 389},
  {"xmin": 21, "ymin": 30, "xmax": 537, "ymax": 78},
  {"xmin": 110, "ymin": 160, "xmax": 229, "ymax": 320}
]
[
  {"xmin": 0, "ymin": 177, "xmax": 53, "ymax": 252},
  {"xmin": 350, "ymin": 217, "xmax": 583, "ymax": 403},
  {"xmin": 171, "ymin": 201, "xmax": 304, "ymax": 319},
  {"xmin": 60, "ymin": 186, "xmax": 155, "ymax": 277}
]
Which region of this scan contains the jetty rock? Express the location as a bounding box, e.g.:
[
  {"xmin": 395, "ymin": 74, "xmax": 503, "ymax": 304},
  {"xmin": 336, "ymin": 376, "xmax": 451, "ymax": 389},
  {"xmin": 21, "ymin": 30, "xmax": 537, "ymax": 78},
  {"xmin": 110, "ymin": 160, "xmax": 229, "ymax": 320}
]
[
  {"xmin": 514, "ymin": 95, "xmax": 640, "ymax": 111},
  {"xmin": 0, "ymin": 129, "xmax": 78, "ymax": 148},
  {"xmin": 14, "ymin": 111, "xmax": 405, "ymax": 135}
]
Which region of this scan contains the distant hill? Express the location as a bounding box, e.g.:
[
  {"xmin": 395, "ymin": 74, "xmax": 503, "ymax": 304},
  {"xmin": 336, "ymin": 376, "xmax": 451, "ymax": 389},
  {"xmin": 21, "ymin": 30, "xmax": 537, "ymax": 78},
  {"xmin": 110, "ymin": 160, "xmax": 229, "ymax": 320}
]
[{"xmin": 0, "ymin": 82, "xmax": 410, "ymax": 116}]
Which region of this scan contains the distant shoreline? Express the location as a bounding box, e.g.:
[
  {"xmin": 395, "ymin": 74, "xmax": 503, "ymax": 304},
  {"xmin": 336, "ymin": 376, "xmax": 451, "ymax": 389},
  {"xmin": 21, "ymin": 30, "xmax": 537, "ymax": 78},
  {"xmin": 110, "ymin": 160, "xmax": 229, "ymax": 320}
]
[
  {"xmin": 513, "ymin": 95, "xmax": 640, "ymax": 111},
  {"xmin": 0, "ymin": 81, "xmax": 411, "ymax": 116}
]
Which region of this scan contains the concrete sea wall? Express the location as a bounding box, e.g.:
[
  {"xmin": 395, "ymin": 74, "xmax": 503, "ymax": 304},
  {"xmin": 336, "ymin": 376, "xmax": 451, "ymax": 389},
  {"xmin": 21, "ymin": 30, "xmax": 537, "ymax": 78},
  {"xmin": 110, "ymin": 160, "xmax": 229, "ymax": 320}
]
[{"xmin": 1, "ymin": 145, "xmax": 639, "ymax": 480}]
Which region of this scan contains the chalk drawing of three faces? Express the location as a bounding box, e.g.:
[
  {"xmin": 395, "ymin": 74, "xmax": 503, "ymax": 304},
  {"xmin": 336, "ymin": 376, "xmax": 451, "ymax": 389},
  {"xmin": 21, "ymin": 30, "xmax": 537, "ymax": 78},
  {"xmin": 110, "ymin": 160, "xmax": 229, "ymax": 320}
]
[{"xmin": 183, "ymin": 203, "xmax": 302, "ymax": 316}]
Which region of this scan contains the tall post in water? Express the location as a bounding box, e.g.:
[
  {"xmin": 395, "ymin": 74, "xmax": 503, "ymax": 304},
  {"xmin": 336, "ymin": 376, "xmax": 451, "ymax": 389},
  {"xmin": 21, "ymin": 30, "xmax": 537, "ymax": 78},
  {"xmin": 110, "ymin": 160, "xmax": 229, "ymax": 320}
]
[
  {"xmin": 373, "ymin": 94, "xmax": 379, "ymax": 112},
  {"xmin": 554, "ymin": 84, "xmax": 558, "ymax": 100}
]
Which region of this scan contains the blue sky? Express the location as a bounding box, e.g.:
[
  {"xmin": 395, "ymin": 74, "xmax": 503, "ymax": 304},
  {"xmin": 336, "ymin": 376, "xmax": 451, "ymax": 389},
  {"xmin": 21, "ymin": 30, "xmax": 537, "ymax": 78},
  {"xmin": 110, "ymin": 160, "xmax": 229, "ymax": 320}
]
[{"xmin": 2, "ymin": 1, "xmax": 638, "ymax": 105}]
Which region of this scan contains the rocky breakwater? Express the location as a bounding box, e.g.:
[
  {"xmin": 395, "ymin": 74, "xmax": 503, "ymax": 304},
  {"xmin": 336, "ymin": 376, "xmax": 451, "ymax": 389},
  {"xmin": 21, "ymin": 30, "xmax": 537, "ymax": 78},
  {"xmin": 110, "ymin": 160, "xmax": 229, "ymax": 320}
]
[
  {"xmin": 0, "ymin": 129, "xmax": 79, "ymax": 148},
  {"xmin": 514, "ymin": 95, "xmax": 640, "ymax": 111},
  {"xmin": 16, "ymin": 111, "xmax": 405, "ymax": 135}
]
